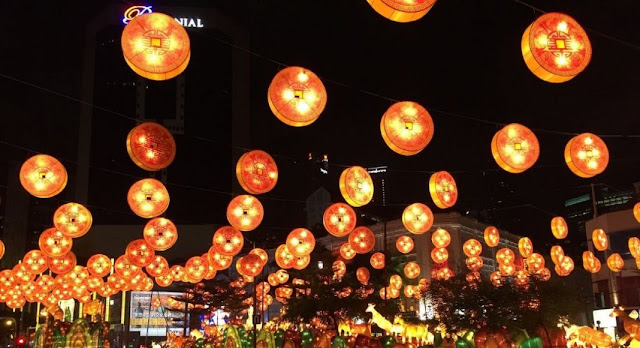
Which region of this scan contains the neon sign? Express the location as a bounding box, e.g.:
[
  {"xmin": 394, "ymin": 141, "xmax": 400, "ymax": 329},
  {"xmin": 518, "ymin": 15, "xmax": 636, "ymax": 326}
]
[{"xmin": 123, "ymin": 5, "xmax": 204, "ymax": 28}]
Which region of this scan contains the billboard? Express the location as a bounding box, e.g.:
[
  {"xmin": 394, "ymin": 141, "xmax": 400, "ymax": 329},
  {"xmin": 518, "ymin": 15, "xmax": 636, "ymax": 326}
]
[{"xmin": 129, "ymin": 291, "xmax": 189, "ymax": 337}]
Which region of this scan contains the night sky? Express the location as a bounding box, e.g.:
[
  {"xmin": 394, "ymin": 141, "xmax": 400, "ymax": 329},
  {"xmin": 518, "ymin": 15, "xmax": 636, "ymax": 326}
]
[{"xmin": 1, "ymin": 0, "xmax": 640, "ymax": 252}]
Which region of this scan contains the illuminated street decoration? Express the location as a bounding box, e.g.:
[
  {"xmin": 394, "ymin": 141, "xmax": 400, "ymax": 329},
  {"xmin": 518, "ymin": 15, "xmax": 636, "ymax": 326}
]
[
  {"xmin": 367, "ymin": 0, "xmax": 437, "ymax": 23},
  {"xmin": 339, "ymin": 166, "xmax": 374, "ymax": 207},
  {"xmin": 236, "ymin": 150, "xmax": 278, "ymax": 194},
  {"xmin": 429, "ymin": 171, "xmax": 458, "ymax": 209},
  {"xmin": 380, "ymin": 101, "xmax": 434, "ymax": 155},
  {"xmin": 268, "ymin": 66, "xmax": 327, "ymax": 127},
  {"xmin": 126, "ymin": 122, "xmax": 176, "ymax": 171},
  {"xmin": 564, "ymin": 133, "xmax": 609, "ymax": 178},
  {"xmin": 491, "ymin": 123, "xmax": 539, "ymax": 173}
]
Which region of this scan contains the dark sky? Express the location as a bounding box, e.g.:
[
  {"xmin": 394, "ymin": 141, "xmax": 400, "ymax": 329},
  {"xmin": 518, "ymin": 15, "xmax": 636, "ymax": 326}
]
[{"xmin": 1, "ymin": 0, "xmax": 640, "ymax": 251}]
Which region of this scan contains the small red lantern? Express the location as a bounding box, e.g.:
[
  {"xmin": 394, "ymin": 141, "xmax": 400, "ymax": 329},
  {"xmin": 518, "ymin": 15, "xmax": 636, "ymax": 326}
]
[
  {"xmin": 20, "ymin": 154, "xmax": 67, "ymax": 198},
  {"xmin": 606, "ymin": 253, "xmax": 624, "ymax": 272},
  {"xmin": 35, "ymin": 274, "xmax": 55, "ymax": 293},
  {"xmin": 496, "ymin": 248, "xmax": 515, "ymax": 265},
  {"xmin": 53, "ymin": 203, "xmax": 92, "ymax": 238},
  {"xmin": 126, "ymin": 122, "xmax": 176, "ymax": 171},
  {"xmin": 556, "ymin": 256, "xmax": 574, "ymax": 276},
  {"xmin": 48, "ymin": 252, "xmax": 77, "ymax": 275},
  {"xmin": 418, "ymin": 278, "xmax": 430, "ymax": 292},
  {"xmin": 463, "ymin": 239, "xmax": 482, "ymax": 257},
  {"xmin": 404, "ymin": 262, "xmax": 421, "ymax": 279},
  {"xmin": 592, "ymin": 228, "xmax": 609, "ymax": 251},
  {"xmin": 527, "ymin": 253, "xmax": 545, "ymax": 272},
  {"xmin": 107, "ymin": 273, "xmax": 127, "ymax": 291},
  {"xmin": 518, "ymin": 237, "xmax": 533, "ymax": 258},
  {"xmin": 431, "ymin": 247, "xmax": 449, "ymax": 263},
  {"xmin": 286, "ymin": 228, "xmax": 316, "ymax": 256},
  {"xmin": 203, "ymin": 256, "xmax": 217, "ymax": 280},
  {"xmin": 356, "ymin": 267, "xmax": 370, "ymax": 284},
  {"xmin": 432, "ymin": 228, "xmax": 451, "ymax": 248},
  {"xmin": 389, "ymin": 274, "xmax": 403, "ymax": 289},
  {"xmin": 490, "ymin": 271, "xmax": 504, "ymax": 287},
  {"xmin": 339, "ymin": 243, "xmax": 357, "ymax": 260},
  {"xmin": 484, "ymin": 226, "xmax": 500, "ymax": 247},
  {"xmin": 348, "ymin": 226, "xmax": 375, "ymax": 254},
  {"xmin": 267, "ymin": 66, "xmax": 327, "ymax": 127},
  {"xmin": 276, "ymin": 269, "xmax": 289, "ymax": 284},
  {"xmin": 275, "ymin": 245, "xmax": 296, "ymax": 269},
  {"xmin": 466, "ymin": 271, "xmax": 482, "ymax": 284},
  {"xmin": 126, "ymin": 239, "xmax": 155, "ymax": 267},
  {"xmin": 565, "ymin": 133, "xmax": 609, "ymax": 178},
  {"xmin": 170, "ymin": 265, "xmax": 186, "ymax": 282},
  {"xmin": 339, "ymin": 166, "xmax": 374, "ymax": 207},
  {"xmin": 370, "ymin": 252, "xmax": 385, "ymax": 269},
  {"xmin": 396, "ymin": 235, "xmax": 415, "ymax": 254},
  {"xmin": 550, "ymin": 216, "xmax": 569, "ymax": 239},
  {"xmin": 366, "ymin": 0, "xmax": 437, "ymax": 23},
  {"xmin": 534, "ymin": 267, "xmax": 552, "ymax": 281},
  {"xmin": 86, "ymin": 276, "xmax": 104, "ymax": 292},
  {"xmin": 208, "ymin": 248, "xmax": 233, "ymax": 270},
  {"xmin": 267, "ymin": 273, "xmax": 279, "ymax": 287},
  {"xmin": 115, "ymin": 255, "xmax": 142, "ymax": 280},
  {"xmin": 333, "ymin": 260, "xmax": 347, "ymax": 278},
  {"xmin": 402, "ymin": 203, "xmax": 433, "ymax": 235},
  {"xmin": 67, "ymin": 266, "xmax": 89, "ymax": 286},
  {"xmin": 236, "ymin": 150, "xmax": 278, "ymax": 194},
  {"xmin": 121, "ymin": 12, "xmax": 190, "ymax": 81},
  {"xmin": 582, "ymin": 251, "xmax": 602, "ymax": 273},
  {"xmin": 143, "ymin": 217, "xmax": 178, "ymax": 251},
  {"xmin": 629, "ymin": 237, "xmax": 640, "ymax": 259},
  {"xmin": 323, "ymin": 203, "xmax": 357, "ymax": 237},
  {"xmin": 429, "ymin": 171, "xmax": 458, "ymax": 209},
  {"xmin": 249, "ymin": 248, "xmax": 269, "ymax": 266},
  {"xmin": 522, "ymin": 13, "xmax": 591, "ymax": 83},
  {"xmin": 550, "ymin": 245, "xmax": 565, "ymax": 265},
  {"xmin": 185, "ymin": 256, "xmax": 209, "ymax": 281},
  {"xmin": 380, "ymin": 101, "xmax": 434, "ymax": 155},
  {"xmin": 87, "ymin": 254, "xmax": 112, "ymax": 277},
  {"xmin": 23, "ymin": 250, "xmax": 48, "ymax": 274},
  {"xmin": 127, "ymin": 178, "xmax": 170, "ymax": 218},
  {"xmin": 491, "ymin": 123, "xmax": 539, "ymax": 173},
  {"xmin": 514, "ymin": 270, "xmax": 530, "ymax": 287},
  {"xmin": 436, "ymin": 267, "xmax": 454, "ymax": 281},
  {"xmin": 212, "ymin": 226, "xmax": 244, "ymax": 256},
  {"xmin": 293, "ymin": 254, "xmax": 311, "ymax": 270},
  {"xmin": 146, "ymin": 255, "xmax": 169, "ymax": 277},
  {"xmin": 226, "ymin": 195, "xmax": 264, "ymax": 232},
  {"xmin": 499, "ymin": 263, "xmax": 516, "ymax": 276},
  {"xmin": 466, "ymin": 256, "xmax": 483, "ymax": 272},
  {"xmin": 39, "ymin": 228, "xmax": 73, "ymax": 257}
]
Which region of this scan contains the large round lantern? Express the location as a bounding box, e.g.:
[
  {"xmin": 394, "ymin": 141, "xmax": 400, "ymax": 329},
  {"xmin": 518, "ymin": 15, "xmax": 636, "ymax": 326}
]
[
  {"xmin": 396, "ymin": 235, "xmax": 414, "ymax": 254},
  {"xmin": 237, "ymin": 254, "xmax": 262, "ymax": 277},
  {"xmin": 127, "ymin": 178, "xmax": 170, "ymax": 218},
  {"xmin": 607, "ymin": 253, "xmax": 624, "ymax": 273},
  {"xmin": 380, "ymin": 101, "xmax": 434, "ymax": 155},
  {"xmin": 527, "ymin": 253, "xmax": 545, "ymax": 272},
  {"xmin": 551, "ymin": 217, "xmax": 569, "ymax": 239},
  {"xmin": 143, "ymin": 217, "xmax": 178, "ymax": 251},
  {"xmin": 20, "ymin": 154, "xmax": 67, "ymax": 198},
  {"xmin": 521, "ymin": 13, "xmax": 591, "ymax": 83},
  {"xmin": 115, "ymin": 255, "xmax": 141, "ymax": 280},
  {"xmin": 126, "ymin": 122, "xmax": 176, "ymax": 171},
  {"xmin": 126, "ymin": 239, "xmax": 155, "ymax": 267},
  {"xmin": 87, "ymin": 254, "xmax": 112, "ymax": 277},
  {"xmin": 629, "ymin": 237, "xmax": 640, "ymax": 259},
  {"xmin": 249, "ymin": 248, "xmax": 269, "ymax": 266},
  {"xmin": 53, "ymin": 203, "xmax": 92, "ymax": 238},
  {"xmin": 146, "ymin": 255, "xmax": 169, "ymax": 277},
  {"xmin": 550, "ymin": 245, "xmax": 565, "ymax": 265},
  {"xmin": 339, "ymin": 166, "xmax": 374, "ymax": 207},
  {"xmin": 275, "ymin": 269, "xmax": 289, "ymax": 284},
  {"xmin": 556, "ymin": 256, "xmax": 574, "ymax": 276},
  {"xmin": 323, "ymin": 203, "xmax": 357, "ymax": 237},
  {"xmin": 293, "ymin": 254, "xmax": 311, "ymax": 270},
  {"xmin": 39, "ymin": 228, "xmax": 73, "ymax": 257},
  {"xmin": 499, "ymin": 263, "xmax": 516, "ymax": 277},
  {"xmin": 236, "ymin": 150, "xmax": 278, "ymax": 194},
  {"xmin": 404, "ymin": 262, "xmax": 421, "ymax": 279},
  {"xmin": 275, "ymin": 245, "xmax": 296, "ymax": 269},
  {"xmin": 402, "ymin": 203, "xmax": 433, "ymax": 234},
  {"xmin": 339, "ymin": 243, "xmax": 357, "ymax": 260},
  {"xmin": 370, "ymin": 252, "xmax": 385, "ymax": 269},
  {"xmin": 169, "ymin": 265, "xmax": 186, "ymax": 282},
  {"xmin": 267, "ymin": 66, "xmax": 327, "ymax": 127},
  {"xmin": 208, "ymin": 248, "xmax": 232, "ymax": 270},
  {"xmin": 466, "ymin": 256, "xmax": 484, "ymax": 272},
  {"xmin": 518, "ymin": 237, "xmax": 533, "ymax": 258},
  {"xmin": 564, "ymin": 133, "xmax": 609, "ymax": 178},
  {"xmin": 185, "ymin": 256, "xmax": 209, "ymax": 281},
  {"xmin": 23, "ymin": 250, "xmax": 48, "ymax": 274},
  {"xmin": 592, "ymin": 229, "xmax": 609, "ymax": 251},
  {"xmin": 484, "ymin": 226, "xmax": 500, "ymax": 247},
  {"xmin": 286, "ymin": 228, "xmax": 316, "ymax": 256},
  {"xmin": 212, "ymin": 226, "xmax": 244, "ymax": 256},
  {"xmin": 429, "ymin": 171, "xmax": 458, "ymax": 209},
  {"xmin": 48, "ymin": 252, "xmax": 77, "ymax": 275},
  {"xmin": 436, "ymin": 267, "xmax": 454, "ymax": 281},
  {"xmin": 356, "ymin": 267, "xmax": 370, "ymax": 284},
  {"xmin": 491, "ymin": 123, "xmax": 539, "ymax": 173},
  {"xmin": 463, "ymin": 239, "xmax": 482, "ymax": 257},
  {"xmin": 333, "ymin": 261, "xmax": 347, "ymax": 278},
  {"xmin": 226, "ymin": 195, "xmax": 264, "ymax": 232},
  {"xmin": 431, "ymin": 247, "xmax": 449, "ymax": 263},
  {"xmin": 431, "ymin": 228, "xmax": 451, "ymax": 248},
  {"xmin": 121, "ymin": 12, "xmax": 190, "ymax": 81},
  {"xmin": 366, "ymin": 0, "xmax": 437, "ymax": 23},
  {"xmin": 348, "ymin": 227, "xmax": 375, "ymax": 254},
  {"xmin": 496, "ymin": 248, "xmax": 515, "ymax": 265}
]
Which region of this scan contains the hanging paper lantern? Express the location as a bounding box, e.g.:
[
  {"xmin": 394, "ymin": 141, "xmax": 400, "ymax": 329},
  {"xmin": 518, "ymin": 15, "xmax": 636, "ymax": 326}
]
[
  {"xmin": 490, "ymin": 271, "xmax": 504, "ymax": 287},
  {"xmin": 607, "ymin": 253, "xmax": 624, "ymax": 272},
  {"xmin": 155, "ymin": 273, "xmax": 173, "ymax": 287},
  {"xmin": 267, "ymin": 66, "xmax": 327, "ymax": 127},
  {"xmin": 339, "ymin": 243, "xmax": 357, "ymax": 260},
  {"xmin": 356, "ymin": 267, "xmax": 370, "ymax": 284},
  {"xmin": 87, "ymin": 254, "xmax": 112, "ymax": 277},
  {"xmin": 370, "ymin": 252, "xmax": 385, "ymax": 269},
  {"xmin": 236, "ymin": 150, "xmax": 278, "ymax": 194},
  {"xmin": 402, "ymin": 203, "xmax": 433, "ymax": 234},
  {"xmin": 535, "ymin": 267, "xmax": 552, "ymax": 282},
  {"xmin": 169, "ymin": 265, "xmax": 186, "ymax": 282},
  {"xmin": 339, "ymin": 166, "xmax": 374, "ymax": 207},
  {"xmin": 333, "ymin": 260, "xmax": 347, "ymax": 278},
  {"xmin": 286, "ymin": 228, "xmax": 316, "ymax": 256},
  {"xmin": 208, "ymin": 249, "xmax": 233, "ymax": 270},
  {"xmin": 127, "ymin": 178, "xmax": 170, "ymax": 218},
  {"xmin": 86, "ymin": 276, "xmax": 104, "ymax": 292},
  {"xmin": 19, "ymin": 154, "xmax": 67, "ymax": 198},
  {"xmin": 53, "ymin": 203, "xmax": 92, "ymax": 238},
  {"xmin": 629, "ymin": 237, "xmax": 640, "ymax": 259},
  {"xmin": 275, "ymin": 245, "xmax": 296, "ymax": 269},
  {"xmin": 592, "ymin": 229, "xmax": 609, "ymax": 251},
  {"xmin": 276, "ymin": 269, "xmax": 289, "ymax": 284},
  {"xmin": 396, "ymin": 235, "xmax": 415, "ymax": 254},
  {"xmin": 143, "ymin": 217, "xmax": 178, "ymax": 251},
  {"xmin": 0, "ymin": 241, "xmax": 4, "ymax": 260},
  {"xmin": 67, "ymin": 266, "xmax": 89, "ymax": 286},
  {"xmin": 249, "ymin": 248, "xmax": 269, "ymax": 266},
  {"xmin": 496, "ymin": 248, "xmax": 515, "ymax": 265},
  {"xmin": 267, "ymin": 273, "xmax": 279, "ymax": 287},
  {"xmin": 126, "ymin": 122, "xmax": 176, "ymax": 171},
  {"xmin": 466, "ymin": 256, "xmax": 484, "ymax": 272},
  {"xmin": 550, "ymin": 217, "xmax": 569, "ymax": 239},
  {"xmin": 13, "ymin": 264, "xmax": 35, "ymax": 284},
  {"xmin": 404, "ymin": 262, "xmax": 421, "ymax": 279},
  {"xmin": 432, "ymin": 228, "xmax": 451, "ymax": 248},
  {"xmin": 389, "ymin": 274, "xmax": 403, "ymax": 289},
  {"xmin": 499, "ymin": 263, "xmax": 516, "ymax": 276},
  {"xmin": 146, "ymin": 255, "xmax": 169, "ymax": 277},
  {"xmin": 23, "ymin": 250, "xmax": 48, "ymax": 274},
  {"xmin": 484, "ymin": 226, "xmax": 500, "ymax": 247},
  {"xmin": 550, "ymin": 245, "xmax": 565, "ymax": 265},
  {"xmin": 436, "ymin": 267, "xmax": 455, "ymax": 281},
  {"xmin": 115, "ymin": 255, "xmax": 142, "ymax": 280},
  {"xmin": 521, "ymin": 13, "xmax": 591, "ymax": 83},
  {"xmin": 582, "ymin": 251, "xmax": 601, "ymax": 273},
  {"xmin": 121, "ymin": 12, "xmax": 190, "ymax": 80},
  {"xmin": 514, "ymin": 270, "xmax": 530, "ymax": 287},
  {"xmin": 491, "ymin": 123, "xmax": 540, "ymax": 173},
  {"xmin": 634, "ymin": 203, "xmax": 640, "ymax": 223},
  {"xmin": 348, "ymin": 226, "xmax": 375, "ymax": 254},
  {"xmin": 185, "ymin": 256, "xmax": 209, "ymax": 281},
  {"xmin": 48, "ymin": 252, "xmax": 77, "ymax": 275},
  {"xmin": 126, "ymin": 239, "xmax": 155, "ymax": 267},
  {"xmin": 431, "ymin": 247, "xmax": 449, "ymax": 263},
  {"xmin": 226, "ymin": 195, "xmax": 264, "ymax": 232},
  {"xmin": 564, "ymin": 133, "xmax": 609, "ymax": 178},
  {"xmin": 527, "ymin": 253, "xmax": 545, "ymax": 272},
  {"xmin": 323, "ymin": 203, "xmax": 357, "ymax": 237},
  {"xmin": 556, "ymin": 255, "xmax": 574, "ymax": 276},
  {"xmin": 518, "ymin": 237, "xmax": 534, "ymax": 258},
  {"xmin": 212, "ymin": 226, "xmax": 244, "ymax": 256},
  {"xmin": 463, "ymin": 239, "xmax": 482, "ymax": 257},
  {"xmin": 380, "ymin": 101, "xmax": 434, "ymax": 155},
  {"xmin": 293, "ymin": 254, "xmax": 311, "ymax": 270},
  {"xmin": 366, "ymin": 0, "xmax": 437, "ymax": 23},
  {"xmin": 429, "ymin": 171, "xmax": 458, "ymax": 209},
  {"xmin": 39, "ymin": 228, "xmax": 73, "ymax": 257}
]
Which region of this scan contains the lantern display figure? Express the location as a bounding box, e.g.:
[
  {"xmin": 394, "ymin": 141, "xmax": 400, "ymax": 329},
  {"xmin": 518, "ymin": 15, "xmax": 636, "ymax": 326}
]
[
  {"xmin": 339, "ymin": 243, "xmax": 357, "ymax": 260},
  {"xmin": 564, "ymin": 133, "xmax": 609, "ymax": 178},
  {"xmin": 484, "ymin": 226, "xmax": 500, "ymax": 247},
  {"xmin": 431, "ymin": 247, "xmax": 449, "ymax": 264},
  {"xmin": 380, "ymin": 101, "xmax": 434, "ymax": 155},
  {"xmin": 370, "ymin": 252, "xmax": 385, "ymax": 269},
  {"xmin": 185, "ymin": 256, "xmax": 209, "ymax": 281},
  {"xmin": 115, "ymin": 255, "xmax": 141, "ymax": 280},
  {"xmin": 170, "ymin": 265, "xmax": 186, "ymax": 282},
  {"xmin": 557, "ymin": 255, "xmax": 574, "ymax": 276},
  {"xmin": 236, "ymin": 150, "xmax": 278, "ymax": 194},
  {"xmin": 286, "ymin": 228, "xmax": 316, "ymax": 256},
  {"xmin": 429, "ymin": 171, "xmax": 458, "ymax": 209},
  {"xmin": 404, "ymin": 262, "xmax": 421, "ymax": 279},
  {"xmin": 121, "ymin": 12, "xmax": 190, "ymax": 80},
  {"xmin": 348, "ymin": 226, "xmax": 375, "ymax": 254},
  {"xmin": 432, "ymin": 228, "xmax": 451, "ymax": 248},
  {"xmin": 13, "ymin": 264, "xmax": 34, "ymax": 284},
  {"xmin": 323, "ymin": 203, "xmax": 357, "ymax": 237},
  {"xmin": 38, "ymin": 228, "xmax": 73, "ymax": 257},
  {"xmin": 293, "ymin": 254, "xmax": 311, "ymax": 270},
  {"xmin": 212, "ymin": 226, "xmax": 244, "ymax": 256},
  {"xmin": 463, "ymin": 239, "xmax": 482, "ymax": 257},
  {"xmin": 333, "ymin": 260, "xmax": 347, "ymax": 278},
  {"xmin": 634, "ymin": 203, "xmax": 640, "ymax": 223},
  {"xmin": 19, "ymin": 154, "xmax": 67, "ymax": 198},
  {"xmin": 126, "ymin": 122, "xmax": 176, "ymax": 171},
  {"xmin": 436, "ymin": 267, "xmax": 454, "ymax": 281},
  {"xmin": 499, "ymin": 263, "xmax": 516, "ymax": 277},
  {"xmin": 607, "ymin": 253, "xmax": 624, "ymax": 273},
  {"xmin": 226, "ymin": 195, "xmax": 264, "ymax": 232},
  {"xmin": 592, "ymin": 229, "xmax": 609, "ymax": 251},
  {"xmin": 466, "ymin": 256, "xmax": 483, "ymax": 272},
  {"xmin": 490, "ymin": 271, "xmax": 504, "ymax": 287},
  {"xmin": 518, "ymin": 237, "xmax": 533, "ymax": 258},
  {"xmin": 550, "ymin": 245, "xmax": 565, "ymax": 265},
  {"xmin": 496, "ymin": 248, "xmax": 515, "ymax": 265},
  {"xmin": 127, "ymin": 178, "xmax": 170, "ymax": 218},
  {"xmin": 126, "ymin": 239, "xmax": 155, "ymax": 267},
  {"xmin": 267, "ymin": 66, "xmax": 327, "ymax": 127},
  {"xmin": 23, "ymin": 250, "xmax": 48, "ymax": 274},
  {"xmin": 629, "ymin": 237, "xmax": 640, "ymax": 259},
  {"xmin": 87, "ymin": 254, "xmax": 112, "ymax": 277},
  {"xmin": 366, "ymin": 0, "xmax": 437, "ymax": 23},
  {"xmin": 396, "ymin": 235, "xmax": 415, "ymax": 254},
  {"xmin": 522, "ymin": 12, "xmax": 591, "ymax": 83},
  {"xmin": 514, "ymin": 270, "xmax": 530, "ymax": 287},
  {"xmin": 339, "ymin": 166, "xmax": 374, "ymax": 207},
  {"xmin": 143, "ymin": 217, "xmax": 178, "ymax": 251},
  {"xmin": 276, "ymin": 269, "xmax": 289, "ymax": 284},
  {"xmin": 356, "ymin": 267, "xmax": 370, "ymax": 284},
  {"xmin": 402, "ymin": 203, "xmax": 433, "ymax": 234},
  {"xmin": 156, "ymin": 273, "xmax": 173, "ymax": 287},
  {"xmin": 527, "ymin": 253, "xmax": 545, "ymax": 272},
  {"xmin": 275, "ymin": 245, "xmax": 296, "ymax": 269},
  {"xmin": 249, "ymin": 248, "xmax": 269, "ymax": 266},
  {"xmin": 146, "ymin": 255, "xmax": 169, "ymax": 277},
  {"xmin": 48, "ymin": 252, "xmax": 77, "ymax": 275},
  {"xmin": 491, "ymin": 123, "xmax": 539, "ymax": 173},
  {"xmin": 53, "ymin": 203, "xmax": 93, "ymax": 238},
  {"xmin": 208, "ymin": 248, "xmax": 233, "ymax": 270}
]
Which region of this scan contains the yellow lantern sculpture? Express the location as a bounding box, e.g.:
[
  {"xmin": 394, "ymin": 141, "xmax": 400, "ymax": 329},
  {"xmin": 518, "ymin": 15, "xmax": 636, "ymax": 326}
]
[
  {"xmin": 339, "ymin": 166, "xmax": 374, "ymax": 207},
  {"xmin": 429, "ymin": 171, "xmax": 458, "ymax": 209},
  {"xmin": 19, "ymin": 154, "xmax": 67, "ymax": 198},
  {"xmin": 126, "ymin": 122, "xmax": 176, "ymax": 171},
  {"xmin": 348, "ymin": 226, "xmax": 375, "ymax": 254},
  {"xmin": 53, "ymin": 203, "xmax": 92, "ymax": 238},
  {"xmin": 432, "ymin": 228, "xmax": 451, "ymax": 248},
  {"xmin": 323, "ymin": 203, "xmax": 357, "ymax": 237},
  {"xmin": 491, "ymin": 123, "xmax": 540, "ymax": 173},
  {"xmin": 592, "ymin": 229, "xmax": 609, "ymax": 251},
  {"xmin": 551, "ymin": 216, "xmax": 569, "ymax": 239},
  {"xmin": 484, "ymin": 226, "xmax": 500, "ymax": 247},
  {"xmin": 367, "ymin": 0, "xmax": 437, "ymax": 23},
  {"xmin": 226, "ymin": 195, "xmax": 264, "ymax": 232},
  {"xmin": 463, "ymin": 239, "xmax": 482, "ymax": 257},
  {"xmin": 268, "ymin": 66, "xmax": 327, "ymax": 127},
  {"xmin": 38, "ymin": 228, "xmax": 73, "ymax": 258},
  {"xmin": 606, "ymin": 253, "xmax": 624, "ymax": 272},
  {"xmin": 402, "ymin": 203, "xmax": 434, "ymax": 234},
  {"xmin": 370, "ymin": 252, "xmax": 385, "ymax": 269},
  {"xmin": 380, "ymin": 101, "xmax": 434, "ymax": 155},
  {"xmin": 396, "ymin": 235, "xmax": 415, "ymax": 254},
  {"xmin": 286, "ymin": 228, "xmax": 316, "ymax": 257},
  {"xmin": 127, "ymin": 178, "xmax": 170, "ymax": 218},
  {"xmin": 565, "ymin": 133, "xmax": 609, "ymax": 178},
  {"xmin": 236, "ymin": 150, "xmax": 278, "ymax": 194},
  {"xmin": 143, "ymin": 217, "xmax": 178, "ymax": 251},
  {"xmin": 404, "ymin": 262, "xmax": 421, "ymax": 279},
  {"xmin": 212, "ymin": 226, "xmax": 244, "ymax": 257},
  {"xmin": 518, "ymin": 237, "xmax": 533, "ymax": 258}
]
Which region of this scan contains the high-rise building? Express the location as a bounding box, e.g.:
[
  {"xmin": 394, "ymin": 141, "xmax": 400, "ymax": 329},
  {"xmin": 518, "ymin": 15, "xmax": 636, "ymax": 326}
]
[{"xmin": 367, "ymin": 166, "xmax": 389, "ymax": 207}]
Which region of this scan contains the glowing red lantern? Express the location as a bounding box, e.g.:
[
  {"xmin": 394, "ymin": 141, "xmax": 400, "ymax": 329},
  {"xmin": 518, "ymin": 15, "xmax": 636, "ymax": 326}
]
[
  {"xmin": 556, "ymin": 255, "xmax": 574, "ymax": 276},
  {"xmin": 323, "ymin": 203, "xmax": 357, "ymax": 237},
  {"xmin": 275, "ymin": 245, "xmax": 296, "ymax": 269},
  {"xmin": 20, "ymin": 154, "xmax": 67, "ymax": 198},
  {"xmin": 35, "ymin": 274, "xmax": 55, "ymax": 293},
  {"xmin": 499, "ymin": 263, "xmax": 516, "ymax": 276},
  {"xmin": 634, "ymin": 203, "xmax": 640, "ymax": 223},
  {"xmin": 396, "ymin": 235, "xmax": 415, "ymax": 254},
  {"xmin": 53, "ymin": 203, "xmax": 92, "ymax": 238},
  {"xmin": 402, "ymin": 203, "xmax": 433, "ymax": 234},
  {"xmin": 126, "ymin": 239, "xmax": 155, "ymax": 267},
  {"xmin": 432, "ymin": 228, "xmax": 451, "ymax": 248},
  {"xmin": 107, "ymin": 273, "xmax": 127, "ymax": 291},
  {"xmin": 356, "ymin": 267, "xmax": 370, "ymax": 284},
  {"xmin": 115, "ymin": 255, "xmax": 141, "ymax": 280},
  {"xmin": 431, "ymin": 247, "xmax": 448, "ymax": 263},
  {"xmin": 0, "ymin": 270, "xmax": 16, "ymax": 289},
  {"xmin": 121, "ymin": 12, "xmax": 190, "ymax": 81},
  {"xmin": 518, "ymin": 237, "xmax": 533, "ymax": 258},
  {"xmin": 86, "ymin": 276, "xmax": 104, "ymax": 292},
  {"xmin": 366, "ymin": 0, "xmax": 437, "ymax": 23},
  {"xmin": 13, "ymin": 264, "xmax": 34, "ymax": 284},
  {"xmin": 463, "ymin": 239, "xmax": 482, "ymax": 257},
  {"xmin": 249, "ymin": 248, "xmax": 269, "ymax": 266},
  {"xmin": 226, "ymin": 195, "xmax": 264, "ymax": 232},
  {"xmin": 535, "ymin": 267, "xmax": 552, "ymax": 281},
  {"xmin": 490, "ymin": 271, "xmax": 504, "ymax": 287},
  {"xmin": 48, "ymin": 252, "xmax": 77, "ymax": 275},
  {"xmin": 348, "ymin": 226, "xmax": 375, "ymax": 254},
  {"xmin": 146, "ymin": 255, "xmax": 169, "ymax": 277},
  {"xmin": 404, "ymin": 262, "xmax": 421, "ymax": 279},
  {"xmin": 170, "ymin": 265, "xmax": 186, "ymax": 282},
  {"xmin": 389, "ymin": 274, "xmax": 403, "ymax": 289},
  {"xmin": 429, "ymin": 171, "xmax": 458, "ymax": 209},
  {"xmin": 380, "ymin": 101, "xmax": 434, "ymax": 155},
  {"xmin": 23, "ymin": 250, "xmax": 48, "ymax": 274},
  {"xmin": 293, "ymin": 254, "xmax": 311, "ymax": 270},
  {"xmin": 38, "ymin": 228, "xmax": 73, "ymax": 257},
  {"xmin": 203, "ymin": 256, "xmax": 217, "ymax": 280},
  {"xmin": 550, "ymin": 245, "xmax": 565, "ymax": 265},
  {"xmin": 143, "ymin": 217, "xmax": 178, "ymax": 251},
  {"xmin": 582, "ymin": 251, "xmax": 601, "ymax": 273},
  {"xmin": 87, "ymin": 254, "xmax": 112, "ymax": 277},
  {"xmin": 236, "ymin": 254, "xmax": 263, "ymax": 277},
  {"xmin": 339, "ymin": 243, "xmax": 357, "ymax": 260},
  {"xmin": 275, "ymin": 269, "xmax": 289, "ymax": 284},
  {"xmin": 491, "ymin": 123, "xmax": 539, "ymax": 173},
  {"xmin": 339, "ymin": 166, "xmax": 374, "ymax": 207},
  {"xmin": 527, "ymin": 253, "xmax": 545, "ymax": 272},
  {"xmin": 514, "ymin": 270, "xmax": 530, "ymax": 287},
  {"xmin": 236, "ymin": 150, "xmax": 278, "ymax": 194},
  {"xmin": 629, "ymin": 237, "xmax": 640, "ymax": 259},
  {"xmin": 436, "ymin": 267, "xmax": 454, "ymax": 281},
  {"xmin": 496, "ymin": 248, "xmax": 515, "ymax": 265},
  {"xmin": 606, "ymin": 253, "xmax": 624, "ymax": 273},
  {"xmin": 418, "ymin": 278, "xmax": 430, "ymax": 292},
  {"xmin": 370, "ymin": 252, "xmax": 385, "ymax": 269},
  {"xmin": 267, "ymin": 66, "xmax": 327, "ymax": 127},
  {"xmin": 522, "ymin": 13, "xmax": 591, "ymax": 83},
  {"xmin": 565, "ymin": 133, "xmax": 609, "ymax": 178},
  {"xmin": 156, "ymin": 273, "xmax": 173, "ymax": 287},
  {"xmin": 592, "ymin": 229, "xmax": 609, "ymax": 251},
  {"xmin": 127, "ymin": 178, "xmax": 170, "ymax": 218},
  {"xmin": 0, "ymin": 241, "xmax": 4, "ymax": 260},
  {"xmin": 212, "ymin": 226, "xmax": 244, "ymax": 256},
  {"xmin": 67, "ymin": 266, "xmax": 89, "ymax": 286},
  {"xmin": 185, "ymin": 256, "xmax": 209, "ymax": 281},
  {"xmin": 208, "ymin": 248, "xmax": 233, "ymax": 270},
  {"xmin": 126, "ymin": 122, "xmax": 176, "ymax": 171},
  {"xmin": 484, "ymin": 226, "xmax": 500, "ymax": 247},
  {"xmin": 333, "ymin": 260, "xmax": 347, "ymax": 278},
  {"xmin": 286, "ymin": 228, "xmax": 316, "ymax": 256},
  {"xmin": 466, "ymin": 256, "xmax": 483, "ymax": 272}
]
